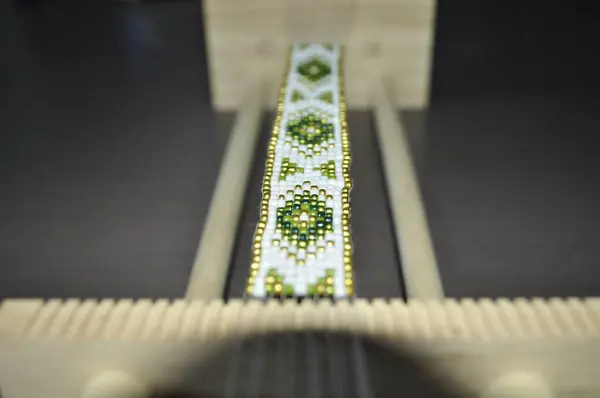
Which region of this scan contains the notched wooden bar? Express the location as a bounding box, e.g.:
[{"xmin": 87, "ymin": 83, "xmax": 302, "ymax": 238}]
[{"xmin": 1, "ymin": 299, "xmax": 600, "ymax": 397}]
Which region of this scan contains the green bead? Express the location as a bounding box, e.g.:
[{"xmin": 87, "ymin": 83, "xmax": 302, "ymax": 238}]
[{"xmin": 284, "ymin": 284, "xmax": 294, "ymax": 295}]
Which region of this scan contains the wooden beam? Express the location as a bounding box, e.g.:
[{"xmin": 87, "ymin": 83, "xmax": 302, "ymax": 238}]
[
  {"xmin": 372, "ymin": 78, "xmax": 444, "ymax": 300},
  {"xmin": 185, "ymin": 81, "xmax": 263, "ymax": 300}
]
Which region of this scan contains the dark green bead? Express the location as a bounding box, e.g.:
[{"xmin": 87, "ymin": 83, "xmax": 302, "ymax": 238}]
[
  {"xmin": 284, "ymin": 210, "xmax": 292, "ymax": 216},
  {"xmin": 283, "ymin": 222, "xmax": 291, "ymax": 229},
  {"xmin": 299, "ymin": 233, "xmax": 307, "ymax": 241},
  {"xmin": 293, "ymin": 204, "xmax": 301, "ymax": 211}
]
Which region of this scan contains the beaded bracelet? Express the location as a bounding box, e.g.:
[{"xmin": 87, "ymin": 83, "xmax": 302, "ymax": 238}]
[{"xmin": 246, "ymin": 43, "xmax": 353, "ymax": 299}]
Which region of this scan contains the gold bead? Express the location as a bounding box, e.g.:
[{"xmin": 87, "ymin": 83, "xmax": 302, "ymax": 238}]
[
  {"xmin": 297, "ymin": 260, "xmax": 305, "ymax": 266},
  {"xmin": 343, "ymin": 256, "xmax": 352, "ymax": 264},
  {"xmin": 327, "ymin": 240, "xmax": 335, "ymax": 247},
  {"xmin": 288, "ymin": 253, "xmax": 296, "ymax": 260},
  {"xmin": 272, "ymin": 239, "xmax": 280, "ymax": 246},
  {"xmin": 251, "ymin": 262, "xmax": 260, "ymax": 270}
]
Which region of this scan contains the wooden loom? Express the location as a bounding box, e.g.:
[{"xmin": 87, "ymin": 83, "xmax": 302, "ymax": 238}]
[{"xmin": 1, "ymin": 0, "xmax": 600, "ymax": 397}]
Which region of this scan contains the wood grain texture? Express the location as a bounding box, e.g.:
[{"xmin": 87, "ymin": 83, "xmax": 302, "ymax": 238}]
[{"xmin": 204, "ymin": 0, "xmax": 435, "ymax": 110}]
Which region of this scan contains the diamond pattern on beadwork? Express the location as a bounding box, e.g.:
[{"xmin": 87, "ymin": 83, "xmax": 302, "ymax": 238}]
[
  {"xmin": 296, "ymin": 57, "xmax": 332, "ymax": 85},
  {"xmin": 246, "ymin": 43, "xmax": 353, "ymax": 299}
]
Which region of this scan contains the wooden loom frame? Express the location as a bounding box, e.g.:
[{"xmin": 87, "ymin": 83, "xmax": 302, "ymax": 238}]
[{"xmin": 1, "ymin": 1, "xmax": 599, "ymax": 397}]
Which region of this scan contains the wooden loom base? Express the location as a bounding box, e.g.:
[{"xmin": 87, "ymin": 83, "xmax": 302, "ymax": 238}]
[{"xmin": 1, "ymin": 298, "xmax": 600, "ymax": 397}]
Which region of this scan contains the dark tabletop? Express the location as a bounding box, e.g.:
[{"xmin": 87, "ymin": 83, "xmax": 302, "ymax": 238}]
[{"xmin": 1, "ymin": 0, "xmax": 599, "ymax": 300}]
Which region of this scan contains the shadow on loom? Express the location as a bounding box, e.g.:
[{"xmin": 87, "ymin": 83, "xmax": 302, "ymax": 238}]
[{"xmin": 150, "ymin": 331, "xmax": 462, "ymax": 398}]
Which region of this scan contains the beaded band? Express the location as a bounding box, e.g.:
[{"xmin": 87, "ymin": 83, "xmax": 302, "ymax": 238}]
[{"xmin": 246, "ymin": 43, "xmax": 353, "ymax": 299}]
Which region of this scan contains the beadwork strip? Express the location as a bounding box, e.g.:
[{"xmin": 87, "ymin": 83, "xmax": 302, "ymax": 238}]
[{"xmin": 246, "ymin": 43, "xmax": 353, "ymax": 299}]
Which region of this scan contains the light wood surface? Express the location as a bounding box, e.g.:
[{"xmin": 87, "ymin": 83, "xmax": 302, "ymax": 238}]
[
  {"xmin": 203, "ymin": 0, "xmax": 436, "ymax": 111},
  {"xmin": 1, "ymin": 298, "xmax": 600, "ymax": 397},
  {"xmin": 372, "ymin": 78, "xmax": 444, "ymax": 300}
]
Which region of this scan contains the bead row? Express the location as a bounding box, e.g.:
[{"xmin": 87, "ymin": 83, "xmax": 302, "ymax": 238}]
[{"xmin": 246, "ymin": 43, "xmax": 354, "ymax": 299}]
